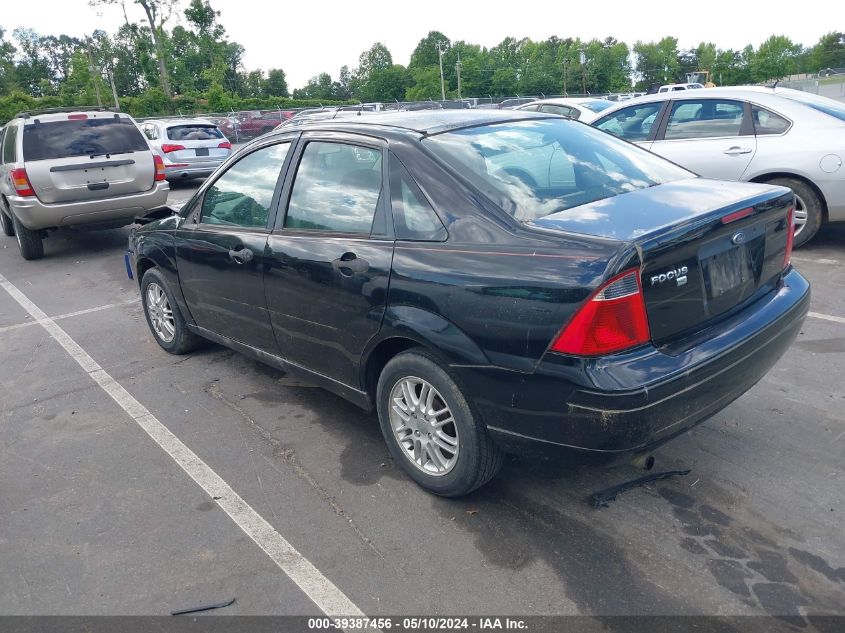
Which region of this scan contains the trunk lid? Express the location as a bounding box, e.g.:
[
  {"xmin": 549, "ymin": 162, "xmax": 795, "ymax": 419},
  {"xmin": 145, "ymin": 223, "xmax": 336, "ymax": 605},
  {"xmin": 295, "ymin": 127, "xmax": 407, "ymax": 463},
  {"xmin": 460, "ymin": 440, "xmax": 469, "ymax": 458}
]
[
  {"xmin": 163, "ymin": 124, "xmax": 230, "ymax": 165},
  {"xmin": 22, "ymin": 113, "xmax": 154, "ymax": 204},
  {"xmin": 529, "ymin": 178, "xmax": 794, "ymax": 343}
]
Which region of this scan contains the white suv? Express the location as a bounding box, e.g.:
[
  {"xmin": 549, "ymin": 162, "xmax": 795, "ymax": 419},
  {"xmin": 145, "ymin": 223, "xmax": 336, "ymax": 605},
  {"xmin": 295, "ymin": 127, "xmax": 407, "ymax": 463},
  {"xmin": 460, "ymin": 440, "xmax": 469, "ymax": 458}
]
[{"xmin": 0, "ymin": 107, "xmax": 169, "ymax": 260}]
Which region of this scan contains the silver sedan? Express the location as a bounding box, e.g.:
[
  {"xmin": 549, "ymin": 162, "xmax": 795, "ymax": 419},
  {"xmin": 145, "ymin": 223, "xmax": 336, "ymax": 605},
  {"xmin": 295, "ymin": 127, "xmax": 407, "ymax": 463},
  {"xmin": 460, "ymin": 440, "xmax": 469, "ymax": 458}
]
[
  {"xmin": 515, "ymin": 97, "xmax": 615, "ymax": 124},
  {"xmin": 139, "ymin": 118, "xmax": 232, "ymax": 182},
  {"xmin": 591, "ymin": 86, "xmax": 845, "ymax": 246}
]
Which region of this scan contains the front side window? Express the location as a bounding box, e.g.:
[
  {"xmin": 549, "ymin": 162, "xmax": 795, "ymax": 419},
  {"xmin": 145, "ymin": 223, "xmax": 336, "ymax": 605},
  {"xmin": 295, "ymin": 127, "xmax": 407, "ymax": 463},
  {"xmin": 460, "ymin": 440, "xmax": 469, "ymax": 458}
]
[
  {"xmin": 752, "ymin": 105, "xmax": 791, "ymax": 135},
  {"xmin": 664, "ymin": 99, "xmax": 744, "ymax": 140},
  {"xmin": 200, "ymin": 142, "xmax": 290, "ymax": 229},
  {"xmin": 424, "ymin": 119, "xmax": 691, "ymax": 222},
  {"xmin": 594, "ymin": 103, "xmax": 663, "ymax": 142},
  {"xmin": 285, "ymin": 141, "xmax": 383, "ymax": 234},
  {"xmin": 22, "ymin": 117, "xmax": 149, "ymax": 161}
]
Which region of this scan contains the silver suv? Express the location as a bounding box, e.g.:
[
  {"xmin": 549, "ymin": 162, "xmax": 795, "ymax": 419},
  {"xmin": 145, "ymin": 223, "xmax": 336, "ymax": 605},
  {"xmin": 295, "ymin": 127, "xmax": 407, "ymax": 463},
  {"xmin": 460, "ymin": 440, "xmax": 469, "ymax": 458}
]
[{"xmin": 0, "ymin": 107, "xmax": 169, "ymax": 260}]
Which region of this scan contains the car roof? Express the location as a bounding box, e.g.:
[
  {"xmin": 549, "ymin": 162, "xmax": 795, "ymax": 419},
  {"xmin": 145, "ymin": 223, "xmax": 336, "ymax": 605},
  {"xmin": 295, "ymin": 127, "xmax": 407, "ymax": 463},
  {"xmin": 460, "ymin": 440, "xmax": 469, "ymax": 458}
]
[
  {"xmin": 520, "ymin": 97, "xmax": 611, "ymax": 108},
  {"xmin": 271, "ymin": 109, "xmax": 558, "ymax": 136},
  {"xmin": 145, "ymin": 118, "xmax": 218, "ymax": 127}
]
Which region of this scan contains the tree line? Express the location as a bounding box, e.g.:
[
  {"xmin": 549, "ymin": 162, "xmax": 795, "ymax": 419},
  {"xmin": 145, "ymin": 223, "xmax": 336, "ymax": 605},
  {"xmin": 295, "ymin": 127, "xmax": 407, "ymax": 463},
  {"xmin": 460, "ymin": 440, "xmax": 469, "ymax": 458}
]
[{"xmin": 1, "ymin": 0, "xmax": 844, "ymax": 123}]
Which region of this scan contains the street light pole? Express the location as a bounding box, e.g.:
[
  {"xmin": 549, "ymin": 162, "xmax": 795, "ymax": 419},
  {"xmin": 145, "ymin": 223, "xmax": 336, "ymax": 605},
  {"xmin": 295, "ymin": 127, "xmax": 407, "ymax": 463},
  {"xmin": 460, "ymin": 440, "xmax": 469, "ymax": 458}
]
[
  {"xmin": 437, "ymin": 42, "xmax": 446, "ymax": 101},
  {"xmin": 456, "ymin": 53, "xmax": 462, "ymax": 100},
  {"xmin": 562, "ymin": 58, "xmax": 569, "ymax": 96},
  {"xmin": 579, "ymin": 50, "xmax": 587, "ymax": 95}
]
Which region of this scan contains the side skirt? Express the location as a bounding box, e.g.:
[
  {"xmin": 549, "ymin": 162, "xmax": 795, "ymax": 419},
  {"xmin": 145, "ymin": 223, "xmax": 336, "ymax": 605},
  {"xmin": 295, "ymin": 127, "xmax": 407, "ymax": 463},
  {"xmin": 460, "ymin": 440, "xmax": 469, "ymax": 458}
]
[{"xmin": 187, "ymin": 324, "xmax": 374, "ymax": 412}]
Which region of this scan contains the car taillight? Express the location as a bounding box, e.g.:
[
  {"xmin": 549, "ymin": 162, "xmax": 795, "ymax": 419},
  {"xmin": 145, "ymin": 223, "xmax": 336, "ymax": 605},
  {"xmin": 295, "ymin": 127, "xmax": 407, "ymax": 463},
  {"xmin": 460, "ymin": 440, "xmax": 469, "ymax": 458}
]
[
  {"xmin": 218, "ymin": 141, "xmax": 232, "ymax": 149},
  {"xmin": 160, "ymin": 144, "xmax": 185, "ymax": 153},
  {"xmin": 153, "ymin": 155, "xmax": 166, "ymax": 181},
  {"xmin": 783, "ymin": 206, "xmax": 795, "ymax": 269},
  {"xmin": 11, "ymin": 168, "xmax": 35, "ymax": 197},
  {"xmin": 550, "ymin": 269, "xmax": 650, "ymax": 356}
]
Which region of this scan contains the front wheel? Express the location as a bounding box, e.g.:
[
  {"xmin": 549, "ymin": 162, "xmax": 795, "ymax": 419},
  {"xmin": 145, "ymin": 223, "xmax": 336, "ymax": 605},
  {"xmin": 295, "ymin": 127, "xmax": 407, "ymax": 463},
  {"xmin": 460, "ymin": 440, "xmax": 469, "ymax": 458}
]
[
  {"xmin": 376, "ymin": 349, "xmax": 503, "ymax": 496},
  {"xmin": 140, "ymin": 268, "xmax": 200, "ymax": 354}
]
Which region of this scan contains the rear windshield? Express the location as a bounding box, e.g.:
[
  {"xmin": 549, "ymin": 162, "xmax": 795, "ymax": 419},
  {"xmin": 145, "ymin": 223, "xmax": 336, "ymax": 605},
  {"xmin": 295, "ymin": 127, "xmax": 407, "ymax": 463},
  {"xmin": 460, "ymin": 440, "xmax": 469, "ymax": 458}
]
[
  {"xmin": 166, "ymin": 125, "xmax": 224, "ymax": 140},
  {"xmin": 579, "ymin": 100, "xmax": 614, "ymax": 113},
  {"xmin": 22, "ymin": 117, "xmax": 148, "ymax": 161},
  {"xmin": 423, "ymin": 119, "xmax": 691, "ymax": 221},
  {"xmin": 778, "ymin": 90, "xmax": 845, "ymax": 122}
]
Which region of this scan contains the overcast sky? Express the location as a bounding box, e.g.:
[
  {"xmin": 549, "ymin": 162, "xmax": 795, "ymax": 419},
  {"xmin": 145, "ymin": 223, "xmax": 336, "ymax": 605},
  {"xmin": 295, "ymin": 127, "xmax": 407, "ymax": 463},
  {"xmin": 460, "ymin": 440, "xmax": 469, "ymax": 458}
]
[{"xmin": 4, "ymin": 0, "xmax": 836, "ymax": 87}]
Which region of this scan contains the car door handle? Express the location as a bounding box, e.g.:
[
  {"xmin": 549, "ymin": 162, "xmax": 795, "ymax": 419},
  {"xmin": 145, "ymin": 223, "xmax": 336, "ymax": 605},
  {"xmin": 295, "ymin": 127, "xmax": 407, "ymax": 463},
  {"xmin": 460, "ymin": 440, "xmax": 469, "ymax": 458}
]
[
  {"xmin": 332, "ymin": 253, "xmax": 369, "ymax": 275},
  {"xmin": 228, "ymin": 247, "xmax": 254, "ymax": 264},
  {"xmin": 724, "ymin": 146, "xmax": 753, "ymax": 155}
]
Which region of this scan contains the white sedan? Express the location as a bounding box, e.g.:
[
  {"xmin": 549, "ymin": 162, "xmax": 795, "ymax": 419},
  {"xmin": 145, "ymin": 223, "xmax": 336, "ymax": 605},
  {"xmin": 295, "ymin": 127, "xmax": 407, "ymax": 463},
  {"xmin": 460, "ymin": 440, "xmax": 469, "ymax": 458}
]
[
  {"xmin": 591, "ymin": 86, "xmax": 845, "ymax": 246},
  {"xmin": 515, "ymin": 98, "xmax": 616, "ymax": 124}
]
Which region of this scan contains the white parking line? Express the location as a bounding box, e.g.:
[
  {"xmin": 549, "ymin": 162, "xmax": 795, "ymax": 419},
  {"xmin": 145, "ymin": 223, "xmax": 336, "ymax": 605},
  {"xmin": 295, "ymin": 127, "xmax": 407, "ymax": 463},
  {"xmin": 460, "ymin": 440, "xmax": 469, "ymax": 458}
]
[
  {"xmin": 0, "ymin": 272, "xmax": 371, "ymax": 627},
  {"xmin": 808, "ymin": 311, "xmax": 845, "ymax": 325},
  {"xmin": 0, "ymin": 300, "xmax": 139, "ymax": 335}
]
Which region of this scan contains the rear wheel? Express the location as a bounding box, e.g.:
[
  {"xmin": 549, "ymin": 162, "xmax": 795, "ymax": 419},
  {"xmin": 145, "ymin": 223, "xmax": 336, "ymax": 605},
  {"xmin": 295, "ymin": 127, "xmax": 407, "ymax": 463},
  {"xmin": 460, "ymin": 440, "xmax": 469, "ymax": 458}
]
[
  {"xmin": 766, "ymin": 177, "xmax": 823, "ymax": 248},
  {"xmin": 0, "ymin": 207, "xmax": 14, "ymax": 237},
  {"xmin": 141, "ymin": 268, "xmax": 200, "ymax": 354},
  {"xmin": 376, "ymin": 349, "xmax": 503, "ymax": 496},
  {"xmin": 11, "ymin": 213, "xmax": 43, "ymax": 260}
]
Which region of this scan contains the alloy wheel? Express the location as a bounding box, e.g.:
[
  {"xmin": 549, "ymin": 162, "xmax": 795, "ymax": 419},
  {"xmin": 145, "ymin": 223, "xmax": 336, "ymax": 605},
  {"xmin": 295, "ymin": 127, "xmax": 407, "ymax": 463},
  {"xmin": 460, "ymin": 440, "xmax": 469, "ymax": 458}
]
[
  {"xmin": 793, "ymin": 193, "xmax": 808, "ymax": 238},
  {"xmin": 146, "ymin": 282, "xmax": 176, "ymax": 343},
  {"xmin": 388, "ymin": 376, "xmax": 459, "ymax": 476}
]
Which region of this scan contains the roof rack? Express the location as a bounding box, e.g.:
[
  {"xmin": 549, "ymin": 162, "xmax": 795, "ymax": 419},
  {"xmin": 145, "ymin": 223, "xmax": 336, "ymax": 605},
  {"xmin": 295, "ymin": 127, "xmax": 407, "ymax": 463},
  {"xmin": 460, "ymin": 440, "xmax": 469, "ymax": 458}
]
[{"xmin": 14, "ymin": 106, "xmax": 121, "ymax": 120}]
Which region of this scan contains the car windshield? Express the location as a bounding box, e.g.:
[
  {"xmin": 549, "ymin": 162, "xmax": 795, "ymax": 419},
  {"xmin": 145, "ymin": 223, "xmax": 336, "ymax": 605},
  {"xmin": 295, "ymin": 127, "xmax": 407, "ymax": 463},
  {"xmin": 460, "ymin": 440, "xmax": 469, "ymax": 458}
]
[
  {"xmin": 778, "ymin": 90, "xmax": 845, "ymax": 122},
  {"xmin": 423, "ymin": 119, "xmax": 691, "ymax": 222},
  {"xmin": 579, "ymin": 100, "xmax": 614, "ymax": 113},
  {"xmin": 166, "ymin": 124, "xmax": 223, "ymax": 140},
  {"xmin": 22, "ymin": 117, "xmax": 148, "ymax": 161}
]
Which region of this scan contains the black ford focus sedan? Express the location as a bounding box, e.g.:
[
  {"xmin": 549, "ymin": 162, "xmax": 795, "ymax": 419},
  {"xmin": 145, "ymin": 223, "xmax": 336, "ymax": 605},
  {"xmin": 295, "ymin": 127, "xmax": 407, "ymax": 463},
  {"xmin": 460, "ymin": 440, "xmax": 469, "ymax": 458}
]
[{"xmin": 127, "ymin": 111, "xmax": 809, "ymax": 496}]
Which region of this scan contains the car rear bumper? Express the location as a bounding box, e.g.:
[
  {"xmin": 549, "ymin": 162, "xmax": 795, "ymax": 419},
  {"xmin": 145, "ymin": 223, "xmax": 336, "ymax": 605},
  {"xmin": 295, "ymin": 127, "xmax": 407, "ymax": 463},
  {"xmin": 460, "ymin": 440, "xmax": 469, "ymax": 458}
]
[
  {"xmin": 463, "ymin": 268, "xmax": 810, "ymax": 454},
  {"xmin": 8, "ymin": 183, "xmax": 170, "ymax": 230},
  {"xmin": 163, "ymin": 161, "xmax": 223, "ymax": 180}
]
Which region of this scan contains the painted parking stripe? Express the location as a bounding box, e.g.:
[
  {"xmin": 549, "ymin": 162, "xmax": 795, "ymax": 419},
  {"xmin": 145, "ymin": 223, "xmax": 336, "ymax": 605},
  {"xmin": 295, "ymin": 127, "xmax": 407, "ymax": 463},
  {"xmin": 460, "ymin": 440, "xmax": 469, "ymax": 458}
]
[
  {"xmin": 0, "ymin": 299, "xmax": 139, "ymax": 335},
  {"xmin": 808, "ymin": 311, "xmax": 845, "ymax": 325},
  {"xmin": 0, "ymin": 272, "xmax": 373, "ymax": 629},
  {"xmin": 792, "ymin": 256, "xmax": 839, "ymax": 265}
]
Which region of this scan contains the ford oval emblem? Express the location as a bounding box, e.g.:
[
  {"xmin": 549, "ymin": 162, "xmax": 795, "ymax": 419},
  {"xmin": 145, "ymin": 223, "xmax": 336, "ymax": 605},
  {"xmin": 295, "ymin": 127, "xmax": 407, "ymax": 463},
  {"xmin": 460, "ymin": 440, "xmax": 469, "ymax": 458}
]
[{"xmin": 731, "ymin": 231, "xmax": 746, "ymax": 245}]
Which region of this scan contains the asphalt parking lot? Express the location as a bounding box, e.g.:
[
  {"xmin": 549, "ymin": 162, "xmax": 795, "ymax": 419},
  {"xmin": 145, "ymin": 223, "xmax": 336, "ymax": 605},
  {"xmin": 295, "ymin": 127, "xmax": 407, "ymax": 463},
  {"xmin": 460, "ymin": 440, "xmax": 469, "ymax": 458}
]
[{"xmin": 1, "ymin": 179, "xmax": 844, "ymax": 626}]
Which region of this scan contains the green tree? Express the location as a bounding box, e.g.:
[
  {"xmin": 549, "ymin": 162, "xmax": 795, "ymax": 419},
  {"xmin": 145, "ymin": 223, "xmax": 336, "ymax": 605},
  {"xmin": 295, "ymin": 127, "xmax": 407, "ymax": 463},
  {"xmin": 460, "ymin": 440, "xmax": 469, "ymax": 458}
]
[
  {"xmin": 405, "ymin": 66, "xmax": 443, "ymax": 101},
  {"xmin": 808, "ymin": 32, "xmax": 845, "ymax": 72},
  {"xmin": 409, "ymin": 31, "xmax": 451, "ymax": 70},
  {"xmin": 264, "ymin": 68, "xmax": 288, "ymax": 97},
  {"xmin": 0, "ymin": 27, "xmax": 18, "ymax": 94},
  {"xmin": 633, "ymin": 37, "xmax": 681, "ymax": 89},
  {"xmin": 752, "ymin": 35, "xmax": 799, "ymax": 81}
]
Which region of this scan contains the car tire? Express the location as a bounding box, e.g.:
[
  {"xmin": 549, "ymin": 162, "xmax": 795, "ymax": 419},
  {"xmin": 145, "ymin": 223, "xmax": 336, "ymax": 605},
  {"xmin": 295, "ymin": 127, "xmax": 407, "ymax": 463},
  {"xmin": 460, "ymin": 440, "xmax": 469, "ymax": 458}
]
[
  {"xmin": 0, "ymin": 205, "xmax": 14, "ymax": 237},
  {"xmin": 376, "ymin": 349, "xmax": 503, "ymax": 496},
  {"xmin": 140, "ymin": 268, "xmax": 201, "ymax": 355},
  {"xmin": 767, "ymin": 177, "xmax": 823, "ymax": 248},
  {"xmin": 10, "ymin": 213, "xmax": 43, "ymax": 260}
]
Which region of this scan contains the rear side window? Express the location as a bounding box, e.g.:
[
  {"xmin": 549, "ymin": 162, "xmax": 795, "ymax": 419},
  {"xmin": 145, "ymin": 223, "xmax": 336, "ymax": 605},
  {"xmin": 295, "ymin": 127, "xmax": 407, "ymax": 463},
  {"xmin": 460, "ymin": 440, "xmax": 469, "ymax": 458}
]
[
  {"xmin": 285, "ymin": 142, "xmax": 383, "ymax": 234},
  {"xmin": 22, "ymin": 118, "xmax": 149, "ymax": 161},
  {"xmin": 2, "ymin": 125, "xmax": 17, "ymax": 163},
  {"xmin": 664, "ymin": 100, "xmax": 744, "ymax": 140},
  {"xmin": 390, "ymin": 157, "xmax": 446, "ymax": 241},
  {"xmin": 778, "ymin": 90, "xmax": 845, "ymax": 122},
  {"xmin": 167, "ymin": 125, "xmax": 223, "ymax": 141},
  {"xmin": 595, "ymin": 103, "xmax": 663, "ymax": 142},
  {"xmin": 752, "ymin": 105, "xmax": 791, "ymax": 135},
  {"xmin": 540, "ymin": 104, "xmax": 574, "ymax": 117}
]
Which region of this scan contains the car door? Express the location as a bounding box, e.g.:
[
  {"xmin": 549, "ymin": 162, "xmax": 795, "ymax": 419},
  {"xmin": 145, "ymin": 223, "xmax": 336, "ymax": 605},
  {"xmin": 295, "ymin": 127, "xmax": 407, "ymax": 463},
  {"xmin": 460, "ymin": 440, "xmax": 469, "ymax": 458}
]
[
  {"xmin": 264, "ymin": 134, "xmax": 393, "ymax": 387},
  {"xmin": 649, "ymin": 98, "xmax": 756, "ymax": 181},
  {"xmin": 592, "ymin": 101, "xmax": 667, "ymax": 150},
  {"xmin": 175, "ymin": 138, "xmax": 295, "ymax": 352}
]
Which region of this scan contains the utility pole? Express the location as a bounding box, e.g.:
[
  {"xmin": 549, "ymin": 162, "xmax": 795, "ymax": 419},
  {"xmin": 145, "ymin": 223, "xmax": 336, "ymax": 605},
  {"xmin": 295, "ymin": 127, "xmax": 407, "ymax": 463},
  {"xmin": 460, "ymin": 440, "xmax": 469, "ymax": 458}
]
[
  {"xmin": 86, "ymin": 40, "xmax": 103, "ymax": 108},
  {"xmin": 562, "ymin": 57, "xmax": 569, "ymax": 96},
  {"xmin": 455, "ymin": 53, "xmax": 462, "ymax": 100},
  {"xmin": 579, "ymin": 50, "xmax": 587, "ymax": 96},
  {"xmin": 107, "ymin": 68, "xmax": 120, "ymax": 110},
  {"xmin": 437, "ymin": 42, "xmax": 446, "ymax": 101}
]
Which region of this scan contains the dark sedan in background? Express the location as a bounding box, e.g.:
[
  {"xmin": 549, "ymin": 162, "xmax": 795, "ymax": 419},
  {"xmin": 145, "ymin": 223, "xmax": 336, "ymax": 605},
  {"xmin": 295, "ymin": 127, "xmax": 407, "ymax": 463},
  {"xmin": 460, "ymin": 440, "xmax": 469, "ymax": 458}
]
[{"xmin": 127, "ymin": 111, "xmax": 809, "ymax": 496}]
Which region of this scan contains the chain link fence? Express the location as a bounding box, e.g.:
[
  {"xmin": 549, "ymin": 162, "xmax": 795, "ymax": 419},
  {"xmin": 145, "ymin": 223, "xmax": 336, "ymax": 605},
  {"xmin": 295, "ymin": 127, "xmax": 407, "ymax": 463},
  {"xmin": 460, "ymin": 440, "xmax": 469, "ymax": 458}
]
[{"xmin": 776, "ymin": 73, "xmax": 845, "ymax": 102}]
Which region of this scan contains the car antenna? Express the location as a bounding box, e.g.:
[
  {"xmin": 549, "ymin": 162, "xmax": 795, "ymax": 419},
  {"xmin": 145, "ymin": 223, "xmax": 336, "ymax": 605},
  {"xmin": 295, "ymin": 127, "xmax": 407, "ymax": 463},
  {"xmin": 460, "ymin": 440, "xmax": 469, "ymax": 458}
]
[{"xmin": 773, "ymin": 79, "xmax": 780, "ymax": 89}]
